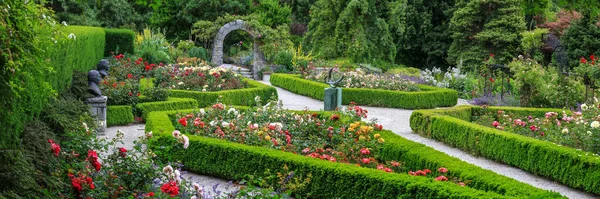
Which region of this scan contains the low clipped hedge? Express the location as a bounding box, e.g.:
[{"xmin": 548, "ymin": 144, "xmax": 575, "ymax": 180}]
[
  {"xmin": 106, "ymin": 105, "xmax": 134, "ymax": 126},
  {"xmin": 270, "ymin": 74, "xmax": 458, "ymax": 109},
  {"xmin": 410, "ymin": 106, "xmax": 600, "ymax": 194},
  {"xmin": 103, "ymin": 28, "xmax": 135, "ymax": 56},
  {"xmin": 142, "ymin": 78, "xmax": 277, "ymax": 108},
  {"xmin": 136, "ymin": 97, "xmax": 198, "ymax": 120},
  {"xmin": 145, "ymin": 109, "xmax": 563, "ymax": 198}
]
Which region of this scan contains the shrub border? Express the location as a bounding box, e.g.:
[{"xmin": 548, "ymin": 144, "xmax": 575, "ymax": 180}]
[
  {"xmin": 107, "ymin": 105, "xmax": 134, "ymax": 127},
  {"xmin": 270, "ymin": 74, "xmax": 458, "ymax": 109},
  {"xmin": 142, "ymin": 78, "xmax": 277, "ymax": 108},
  {"xmin": 136, "ymin": 97, "xmax": 198, "ymax": 120},
  {"xmin": 410, "ymin": 105, "xmax": 600, "ymax": 194},
  {"xmin": 145, "ymin": 109, "xmax": 562, "ymax": 198}
]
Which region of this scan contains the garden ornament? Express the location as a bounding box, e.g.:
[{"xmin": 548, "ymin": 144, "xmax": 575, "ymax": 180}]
[
  {"xmin": 88, "ymin": 70, "xmax": 102, "ymax": 97},
  {"xmin": 97, "ymin": 59, "xmax": 110, "ymax": 78},
  {"xmin": 324, "ymin": 68, "xmax": 344, "ymax": 88}
]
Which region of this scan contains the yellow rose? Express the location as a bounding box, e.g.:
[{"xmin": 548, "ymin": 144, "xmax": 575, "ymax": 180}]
[
  {"xmin": 359, "ymin": 135, "xmax": 366, "ymax": 140},
  {"xmin": 265, "ymin": 135, "xmax": 271, "ymax": 140},
  {"xmin": 348, "ymin": 127, "xmax": 355, "ymax": 132},
  {"xmin": 350, "ymin": 123, "xmax": 358, "ymax": 129},
  {"xmin": 374, "ymin": 134, "xmax": 381, "ymax": 139},
  {"xmin": 257, "ymin": 131, "xmax": 264, "ymax": 136},
  {"xmin": 377, "ymin": 138, "xmax": 385, "ymax": 143}
]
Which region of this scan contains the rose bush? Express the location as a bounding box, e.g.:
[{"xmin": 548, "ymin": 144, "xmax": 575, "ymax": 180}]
[
  {"xmin": 474, "ymin": 101, "xmax": 600, "ymax": 155},
  {"xmin": 154, "ymin": 61, "xmax": 247, "ymax": 92}
]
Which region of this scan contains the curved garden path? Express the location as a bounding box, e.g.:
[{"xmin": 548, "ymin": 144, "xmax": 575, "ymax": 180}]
[
  {"xmin": 103, "ymin": 78, "xmax": 597, "ymax": 199},
  {"xmin": 258, "ymin": 78, "xmax": 597, "ymax": 199}
]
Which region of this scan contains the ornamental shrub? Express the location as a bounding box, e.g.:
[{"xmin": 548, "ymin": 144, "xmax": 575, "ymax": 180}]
[{"xmin": 562, "ymin": 17, "xmax": 600, "ymax": 68}]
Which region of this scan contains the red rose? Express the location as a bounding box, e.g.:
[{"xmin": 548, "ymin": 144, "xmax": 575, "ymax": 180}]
[
  {"xmin": 128, "ymin": 92, "xmax": 133, "ymax": 96},
  {"xmin": 137, "ymin": 92, "xmax": 141, "ymax": 97},
  {"xmin": 145, "ymin": 65, "xmax": 151, "ymax": 71},
  {"xmin": 178, "ymin": 117, "xmax": 188, "ymax": 127},
  {"xmin": 489, "ymin": 54, "xmax": 495, "ymax": 57},
  {"xmin": 145, "ymin": 192, "xmax": 155, "ymax": 197},
  {"xmin": 160, "ymin": 181, "xmax": 179, "ymax": 197},
  {"xmin": 581, "ymin": 57, "xmax": 587, "ymax": 64},
  {"xmin": 374, "ymin": 124, "xmax": 383, "ymax": 131},
  {"xmin": 127, "ymin": 73, "xmax": 133, "ymax": 79},
  {"xmin": 112, "ymin": 83, "xmax": 117, "ymax": 88},
  {"xmin": 435, "ymin": 176, "xmax": 448, "ymax": 181},
  {"xmin": 360, "ymin": 148, "xmax": 370, "ymax": 155},
  {"xmin": 119, "ymin": 147, "xmax": 127, "ymax": 157},
  {"xmin": 390, "ymin": 161, "xmax": 400, "ymax": 167},
  {"xmin": 361, "ymin": 158, "xmax": 371, "ymax": 164},
  {"xmin": 71, "ymin": 178, "xmax": 82, "ymax": 192},
  {"xmin": 330, "ymin": 114, "xmax": 340, "ymax": 121},
  {"xmin": 438, "ymin": 167, "xmax": 448, "ymax": 173},
  {"xmin": 492, "ymin": 121, "xmax": 500, "ymax": 127}
]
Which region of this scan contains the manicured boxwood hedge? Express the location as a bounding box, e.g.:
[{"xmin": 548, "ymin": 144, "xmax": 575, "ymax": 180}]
[
  {"xmin": 410, "ymin": 106, "xmax": 600, "ymax": 194},
  {"xmin": 270, "ymin": 74, "xmax": 458, "ymax": 109},
  {"xmin": 136, "ymin": 97, "xmax": 198, "ymax": 120},
  {"xmin": 107, "ymin": 105, "xmax": 134, "ymax": 126},
  {"xmin": 143, "ymin": 78, "xmax": 277, "ymax": 108},
  {"xmin": 145, "ymin": 109, "xmax": 563, "ymax": 198},
  {"xmin": 103, "ymin": 28, "xmax": 135, "ymax": 56}
]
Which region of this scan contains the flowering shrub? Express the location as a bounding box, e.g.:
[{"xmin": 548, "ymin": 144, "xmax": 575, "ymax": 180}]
[
  {"xmin": 420, "ymin": 67, "xmax": 468, "ymax": 94},
  {"xmin": 154, "ymin": 62, "xmax": 247, "ymax": 92},
  {"xmin": 474, "ymin": 102, "xmax": 600, "ymax": 155},
  {"xmin": 173, "ymin": 97, "xmax": 466, "ymax": 186},
  {"xmin": 99, "ymin": 77, "xmax": 141, "ymax": 105},
  {"xmin": 304, "ymin": 68, "xmax": 420, "ymax": 91},
  {"xmin": 109, "ymin": 54, "xmax": 163, "ymax": 81}
]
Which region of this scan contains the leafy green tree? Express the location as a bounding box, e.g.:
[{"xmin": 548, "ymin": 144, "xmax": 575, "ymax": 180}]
[
  {"xmin": 562, "ymin": 17, "xmax": 600, "ymax": 68},
  {"xmin": 252, "ymin": 0, "xmax": 292, "ymax": 28},
  {"xmin": 151, "ymin": 0, "xmax": 253, "ymax": 39},
  {"xmin": 447, "ymin": 0, "xmax": 526, "ymax": 70},
  {"xmin": 389, "ymin": 0, "xmax": 455, "ymax": 68}
]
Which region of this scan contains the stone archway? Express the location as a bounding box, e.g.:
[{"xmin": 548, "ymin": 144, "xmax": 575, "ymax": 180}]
[{"xmin": 211, "ymin": 20, "xmax": 266, "ymax": 79}]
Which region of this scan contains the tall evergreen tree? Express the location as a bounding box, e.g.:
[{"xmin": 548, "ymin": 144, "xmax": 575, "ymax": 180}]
[
  {"xmin": 304, "ymin": 0, "xmax": 396, "ymax": 63},
  {"xmin": 389, "ymin": 0, "xmax": 455, "ymax": 68},
  {"xmin": 447, "ymin": 0, "xmax": 526, "ymax": 70}
]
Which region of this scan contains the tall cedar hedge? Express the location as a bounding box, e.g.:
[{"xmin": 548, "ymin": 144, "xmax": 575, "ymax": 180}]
[{"xmin": 104, "ymin": 28, "xmax": 136, "ymax": 56}]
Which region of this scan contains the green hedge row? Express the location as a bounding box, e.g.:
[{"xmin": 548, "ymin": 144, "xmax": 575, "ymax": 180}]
[
  {"xmin": 164, "ymin": 79, "xmax": 277, "ymax": 108},
  {"xmin": 50, "ymin": 26, "xmax": 106, "ymax": 96},
  {"xmin": 103, "ymin": 28, "xmax": 135, "ymax": 56},
  {"xmin": 410, "ymin": 106, "xmax": 600, "ymax": 194},
  {"xmin": 145, "ymin": 109, "xmax": 563, "ymax": 198},
  {"xmin": 107, "ymin": 105, "xmax": 134, "ymax": 126},
  {"xmin": 270, "ymin": 74, "xmax": 458, "ymax": 109},
  {"xmin": 136, "ymin": 97, "xmax": 198, "ymax": 120}
]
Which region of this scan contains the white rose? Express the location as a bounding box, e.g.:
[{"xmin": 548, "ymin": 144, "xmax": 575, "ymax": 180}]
[
  {"xmin": 562, "ymin": 128, "xmax": 569, "ymax": 134},
  {"xmin": 591, "ymin": 121, "xmax": 600, "ymax": 129}
]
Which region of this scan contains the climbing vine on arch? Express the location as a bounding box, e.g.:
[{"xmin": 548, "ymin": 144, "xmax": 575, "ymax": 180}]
[{"xmin": 192, "ymin": 14, "xmax": 293, "ymax": 62}]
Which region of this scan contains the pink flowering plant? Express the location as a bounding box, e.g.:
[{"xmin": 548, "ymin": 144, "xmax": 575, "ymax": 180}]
[
  {"xmin": 304, "ymin": 68, "xmax": 420, "ymax": 91},
  {"xmin": 154, "ymin": 62, "xmax": 247, "ymax": 92},
  {"xmin": 474, "ymin": 102, "xmax": 600, "ymax": 155},
  {"xmin": 172, "ymin": 96, "xmax": 466, "ymax": 186}
]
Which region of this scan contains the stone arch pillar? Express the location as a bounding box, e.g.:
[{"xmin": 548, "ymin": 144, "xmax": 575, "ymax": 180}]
[{"xmin": 211, "ymin": 20, "xmax": 266, "ymax": 79}]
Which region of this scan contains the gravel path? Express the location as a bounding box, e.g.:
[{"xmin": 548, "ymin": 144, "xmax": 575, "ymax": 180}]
[
  {"xmin": 259, "ymin": 80, "xmax": 597, "ymax": 199},
  {"xmin": 102, "ymin": 125, "xmax": 241, "ymax": 196}
]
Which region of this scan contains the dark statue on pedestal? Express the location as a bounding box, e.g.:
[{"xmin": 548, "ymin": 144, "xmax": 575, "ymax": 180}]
[
  {"xmin": 87, "ymin": 70, "xmax": 103, "ymax": 97},
  {"xmin": 97, "ymin": 59, "xmax": 110, "ymax": 78}
]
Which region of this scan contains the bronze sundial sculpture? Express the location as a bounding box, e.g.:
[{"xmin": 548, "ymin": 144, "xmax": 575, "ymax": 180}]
[{"xmin": 324, "ymin": 68, "xmax": 344, "ymax": 88}]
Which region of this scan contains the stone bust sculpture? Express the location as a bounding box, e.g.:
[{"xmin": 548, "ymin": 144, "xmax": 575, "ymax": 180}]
[
  {"xmin": 97, "ymin": 59, "xmax": 110, "ymax": 78},
  {"xmin": 88, "ymin": 70, "xmax": 103, "ymax": 97}
]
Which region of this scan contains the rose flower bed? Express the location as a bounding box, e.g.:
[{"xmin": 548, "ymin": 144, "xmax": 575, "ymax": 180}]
[
  {"xmin": 153, "ymin": 62, "xmax": 247, "ymax": 92},
  {"xmin": 411, "ymin": 105, "xmax": 600, "ymax": 194},
  {"xmin": 473, "ymin": 103, "xmax": 600, "ymax": 155},
  {"xmin": 304, "ymin": 69, "xmax": 420, "ymax": 91},
  {"xmin": 146, "ymin": 98, "xmax": 563, "ymax": 198}
]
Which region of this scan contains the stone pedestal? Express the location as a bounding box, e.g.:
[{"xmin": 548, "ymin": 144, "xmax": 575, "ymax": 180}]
[
  {"xmin": 85, "ymin": 96, "xmax": 107, "ymax": 135},
  {"xmin": 324, "ymin": 88, "xmax": 342, "ymax": 111}
]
